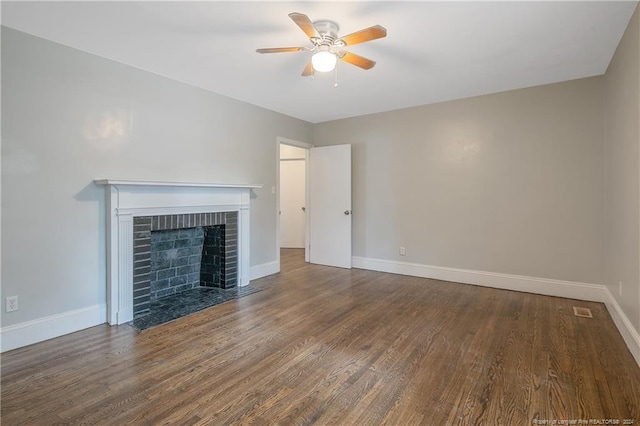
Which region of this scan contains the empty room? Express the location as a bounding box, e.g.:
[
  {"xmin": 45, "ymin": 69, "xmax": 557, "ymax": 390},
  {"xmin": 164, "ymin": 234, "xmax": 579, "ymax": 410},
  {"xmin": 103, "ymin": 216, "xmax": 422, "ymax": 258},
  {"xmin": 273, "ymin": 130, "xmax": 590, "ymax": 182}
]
[{"xmin": 1, "ymin": 1, "xmax": 639, "ymax": 424}]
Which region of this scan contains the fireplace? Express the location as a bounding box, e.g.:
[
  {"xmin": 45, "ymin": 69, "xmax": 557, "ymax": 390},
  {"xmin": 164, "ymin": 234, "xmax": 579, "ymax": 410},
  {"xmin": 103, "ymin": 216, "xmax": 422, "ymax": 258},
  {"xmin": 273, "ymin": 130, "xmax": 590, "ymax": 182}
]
[{"xmin": 95, "ymin": 180, "xmax": 261, "ymax": 325}]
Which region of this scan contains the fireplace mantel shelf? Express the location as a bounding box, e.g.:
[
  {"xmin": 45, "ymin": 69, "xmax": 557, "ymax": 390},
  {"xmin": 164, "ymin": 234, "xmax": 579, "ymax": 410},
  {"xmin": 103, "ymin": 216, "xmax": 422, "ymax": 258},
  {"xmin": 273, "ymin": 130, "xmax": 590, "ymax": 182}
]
[{"xmin": 94, "ymin": 179, "xmax": 262, "ymax": 189}]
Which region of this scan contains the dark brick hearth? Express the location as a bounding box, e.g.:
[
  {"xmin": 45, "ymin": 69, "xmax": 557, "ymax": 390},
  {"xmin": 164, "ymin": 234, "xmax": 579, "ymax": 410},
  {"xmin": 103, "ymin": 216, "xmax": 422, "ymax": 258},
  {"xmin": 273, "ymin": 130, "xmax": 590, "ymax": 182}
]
[{"xmin": 132, "ymin": 212, "xmax": 238, "ymax": 318}]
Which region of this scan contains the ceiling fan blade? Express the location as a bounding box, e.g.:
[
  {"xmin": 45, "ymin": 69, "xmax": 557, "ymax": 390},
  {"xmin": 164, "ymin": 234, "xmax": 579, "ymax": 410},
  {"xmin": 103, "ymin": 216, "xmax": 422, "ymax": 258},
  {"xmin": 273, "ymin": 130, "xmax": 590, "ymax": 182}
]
[
  {"xmin": 302, "ymin": 61, "xmax": 315, "ymax": 77},
  {"xmin": 289, "ymin": 12, "xmax": 320, "ymax": 39},
  {"xmin": 339, "ymin": 25, "xmax": 387, "ymax": 46},
  {"xmin": 339, "ymin": 51, "xmax": 376, "ymax": 70},
  {"xmin": 256, "ymin": 47, "xmax": 306, "ymax": 54}
]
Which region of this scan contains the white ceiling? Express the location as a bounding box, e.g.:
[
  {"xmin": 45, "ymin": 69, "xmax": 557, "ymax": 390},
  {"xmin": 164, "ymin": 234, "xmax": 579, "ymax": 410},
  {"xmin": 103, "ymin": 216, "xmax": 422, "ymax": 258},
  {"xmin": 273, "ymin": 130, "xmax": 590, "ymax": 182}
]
[{"xmin": 2, "ymin": 1, "xmax": 637, "ymax": 123}]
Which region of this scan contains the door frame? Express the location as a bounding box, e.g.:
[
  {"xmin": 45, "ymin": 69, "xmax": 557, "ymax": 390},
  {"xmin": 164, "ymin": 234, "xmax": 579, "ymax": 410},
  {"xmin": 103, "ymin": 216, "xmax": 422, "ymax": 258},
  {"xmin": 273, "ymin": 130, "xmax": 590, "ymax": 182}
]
[{"xmin": 276, "ymin": 137, "xmax": 313, "ymax": 270}]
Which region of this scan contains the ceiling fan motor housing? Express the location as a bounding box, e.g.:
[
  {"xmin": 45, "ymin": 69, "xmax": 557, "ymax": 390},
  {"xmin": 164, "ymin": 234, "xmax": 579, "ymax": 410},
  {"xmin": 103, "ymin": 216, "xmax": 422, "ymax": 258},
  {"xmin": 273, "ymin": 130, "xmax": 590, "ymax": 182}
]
[{"xmin": 312, "ymin": 20, "xmax": 341, "ymax": 47}]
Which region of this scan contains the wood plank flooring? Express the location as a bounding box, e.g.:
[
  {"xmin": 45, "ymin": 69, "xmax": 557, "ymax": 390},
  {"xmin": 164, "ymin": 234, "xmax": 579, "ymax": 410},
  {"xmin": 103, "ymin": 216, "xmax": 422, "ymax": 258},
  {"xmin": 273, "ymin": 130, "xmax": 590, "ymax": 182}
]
[{"xmin": 2, "ymin": 249, "xmax": 639, "ymax": 425}]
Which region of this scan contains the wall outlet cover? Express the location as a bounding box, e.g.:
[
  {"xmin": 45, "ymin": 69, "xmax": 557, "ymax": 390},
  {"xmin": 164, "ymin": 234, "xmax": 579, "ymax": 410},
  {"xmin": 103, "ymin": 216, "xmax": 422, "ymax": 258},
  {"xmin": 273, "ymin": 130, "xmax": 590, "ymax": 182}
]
[{"xmin": 6, "ymin": 296, "xmax": 18, "ymax": 312}]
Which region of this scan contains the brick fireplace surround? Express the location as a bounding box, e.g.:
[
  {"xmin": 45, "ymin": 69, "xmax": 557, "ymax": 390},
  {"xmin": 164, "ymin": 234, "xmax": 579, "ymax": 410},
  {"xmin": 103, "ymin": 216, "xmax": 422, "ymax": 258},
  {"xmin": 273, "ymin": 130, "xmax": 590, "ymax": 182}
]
[
  {"xmin": 95, "ymin": 180, "xmax": 261, "ymax": 325},
  {"xmin": 132, "ymin": 212, "xmax": 238, "ymax": 318}
]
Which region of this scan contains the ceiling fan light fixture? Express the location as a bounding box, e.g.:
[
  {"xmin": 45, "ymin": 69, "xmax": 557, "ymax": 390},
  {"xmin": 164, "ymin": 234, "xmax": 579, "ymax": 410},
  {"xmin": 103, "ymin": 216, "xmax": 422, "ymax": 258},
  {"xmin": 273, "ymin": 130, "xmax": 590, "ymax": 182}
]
[
  {"xmin": 256, "ymin": 13, "xmax": 386, "ymax": 77},
  {"xmin": 312, "ymin": 50, "xmax": 337, "ymax": 72}
]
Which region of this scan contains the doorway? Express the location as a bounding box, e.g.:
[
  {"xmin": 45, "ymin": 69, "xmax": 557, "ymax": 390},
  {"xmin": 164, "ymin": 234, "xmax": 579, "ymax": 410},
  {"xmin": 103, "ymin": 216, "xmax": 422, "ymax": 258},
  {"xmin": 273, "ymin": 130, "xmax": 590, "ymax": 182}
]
[
  {"xmin": 280, "ymin": 144, "xmax": 306, "ymax": 248},
  {"xmin": 276, "ymin": 138, "xmax": 353, "ymax": 271},
  {"xmin": 277, "ymin": 137, "xmax": 312, "ymax": 268}
]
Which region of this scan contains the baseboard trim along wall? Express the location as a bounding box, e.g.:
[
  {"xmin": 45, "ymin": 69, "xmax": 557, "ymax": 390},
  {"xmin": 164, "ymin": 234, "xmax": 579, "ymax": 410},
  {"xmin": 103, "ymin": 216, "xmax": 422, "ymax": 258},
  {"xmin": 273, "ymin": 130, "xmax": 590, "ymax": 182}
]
[
  {"xmin": 251, "ymin": 260, "xmax": 280, "ymax": 281},
  {"xmin": 1, "ymin": 304, "xmax": 107, "ymax": 353},
  {"xmin": 603, "ymin": 287, "xmax": 640, "ymax": 366},
  {"xmin": 3, "ymin": 259, "xmax": 638, "ymax": 367},
  {"xmin": 352, "ymin": 256, "xmax": 605, "ymax": 300},
  {"xmin": 0, "ymin": 261, "xmax": 279, "ymax": 353},
  {"xmin": 352, "ymin": 256, "xmax": 640, "ymax": 366}
]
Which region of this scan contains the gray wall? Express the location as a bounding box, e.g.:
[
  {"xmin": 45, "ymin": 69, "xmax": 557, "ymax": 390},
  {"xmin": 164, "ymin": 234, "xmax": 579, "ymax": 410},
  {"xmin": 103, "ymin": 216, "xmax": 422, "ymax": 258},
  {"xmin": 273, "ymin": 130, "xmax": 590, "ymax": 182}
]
[
  {"xmin": 313, "ymin": 77, "xmax": 604, "ymax": 285},
  {"xmin": 1, "ymin": 27, "xmax": 311, "ymax": 326},
  {"xmin": 604, "ymin": 4, "xmax": 640, "ymax": 332}
]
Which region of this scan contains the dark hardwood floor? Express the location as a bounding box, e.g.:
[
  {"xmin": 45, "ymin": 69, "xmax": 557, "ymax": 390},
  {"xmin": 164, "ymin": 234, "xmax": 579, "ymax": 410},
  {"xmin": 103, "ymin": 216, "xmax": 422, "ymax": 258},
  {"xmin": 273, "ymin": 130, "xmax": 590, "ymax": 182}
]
[{"xmin": 2, "ymin": 249, "xmax": 639, "ymax": 425}]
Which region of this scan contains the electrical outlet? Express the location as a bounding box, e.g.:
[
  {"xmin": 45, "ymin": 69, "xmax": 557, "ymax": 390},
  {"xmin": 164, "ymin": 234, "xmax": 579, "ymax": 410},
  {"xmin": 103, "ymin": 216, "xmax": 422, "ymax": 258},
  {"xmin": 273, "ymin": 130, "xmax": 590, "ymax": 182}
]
[
  {"xmin": 6, "ymin": 296, "xmax": 18, "ymax": 312},
  {"xmin": 399, "ymin": 247, "xmax": 406, "ymax": 256},
  {"xmin": 618, "ymin": 281, "xmax": 623, "ymax": 297}
]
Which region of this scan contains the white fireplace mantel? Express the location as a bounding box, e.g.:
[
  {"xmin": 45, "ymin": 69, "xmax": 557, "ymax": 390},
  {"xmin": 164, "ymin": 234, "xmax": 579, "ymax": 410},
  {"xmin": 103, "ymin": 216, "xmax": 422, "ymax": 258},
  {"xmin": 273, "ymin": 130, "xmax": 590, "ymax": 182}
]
[
  {"xmin": 94, "ymin": 179, "xmax": 261, "ymax": 190},
  {"xmin": 95, "ymin": 179, "xmax": 262, "ymax": 325}
]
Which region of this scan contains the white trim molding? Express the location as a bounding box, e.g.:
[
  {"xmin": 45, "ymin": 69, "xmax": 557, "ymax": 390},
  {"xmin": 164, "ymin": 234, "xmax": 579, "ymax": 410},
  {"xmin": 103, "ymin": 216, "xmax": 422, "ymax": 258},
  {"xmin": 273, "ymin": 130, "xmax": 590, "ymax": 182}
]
[
  {"xmin": 1, "ymin": 304, "xmax": 107, "ymax": 353},
  {"xmin": 353, "ymin": 256, "xmax": 640, "ymax": 366},
  {"xmin": 94, "ymin": 179, "xmax": 262, "ymax": 190},
  {"xmin": 251, "ymin": 261, "xmax": 280, "ymax": 280},
  {"xmin": 353, "ymin": 256, "xmax": 605, "ymax": 301},
  {"xmin": 603, "ymin": 288, "xmax": 640, "ymax": 366},
  {"xmin": 276, "ymin": 136, "xmax": 313, "ymax": 150}
]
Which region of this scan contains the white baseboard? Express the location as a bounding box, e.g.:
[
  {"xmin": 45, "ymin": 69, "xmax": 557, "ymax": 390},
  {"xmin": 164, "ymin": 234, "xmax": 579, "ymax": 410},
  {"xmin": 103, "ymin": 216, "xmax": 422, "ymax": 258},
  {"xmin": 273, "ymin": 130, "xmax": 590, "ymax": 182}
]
[
  {"xmin": 603, "ymin": 287, "xmax": 640, "ymax": 366},
  {"xmin": 353, "ymin": 256, "xmax": 605, "ymax": 301},
  {"xmin": 251, "ymin": 260, "xmax": 279, "ymax": 280},
  {"xmin": 353, "ymin": 256, "xmax": 640, "ymax": 366},
  {"xmin": 0, "ymin": 259, "xmax": 281, "ymax": 353},
  {"xmin": 3, "ymin": 260, "xmax": 638, "ymax": 367},
  {"xmin": 0, "ymin": 304, "xmax": 107, "ymax": 353}
]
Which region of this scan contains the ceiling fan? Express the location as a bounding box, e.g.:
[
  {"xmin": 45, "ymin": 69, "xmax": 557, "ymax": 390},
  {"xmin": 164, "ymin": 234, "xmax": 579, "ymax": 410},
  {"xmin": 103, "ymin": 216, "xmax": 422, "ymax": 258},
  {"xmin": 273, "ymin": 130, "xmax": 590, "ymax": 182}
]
[{"xmin": 256, "ymin": 12, "xmax": 387, "ymax": 76}]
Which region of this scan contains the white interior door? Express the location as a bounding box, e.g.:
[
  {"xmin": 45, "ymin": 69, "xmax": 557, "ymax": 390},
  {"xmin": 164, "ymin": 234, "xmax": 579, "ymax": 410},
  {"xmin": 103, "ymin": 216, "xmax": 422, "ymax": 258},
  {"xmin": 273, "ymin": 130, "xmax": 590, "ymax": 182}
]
[
  {"xmin": 280, "ymin": 159, "xmax": 306, "ymax": 248},
  {"xmin": 309, "ymin": 144, "xmax": 352, "ymax": 268}
]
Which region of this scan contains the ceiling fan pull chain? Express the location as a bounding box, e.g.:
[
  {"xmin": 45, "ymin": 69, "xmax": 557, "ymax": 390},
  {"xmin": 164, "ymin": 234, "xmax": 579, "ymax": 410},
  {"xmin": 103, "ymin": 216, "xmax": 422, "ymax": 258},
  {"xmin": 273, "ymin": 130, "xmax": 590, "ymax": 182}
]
[{"xmin": 334, "ymin": 63, "xmax": 339, "ymax": 88}]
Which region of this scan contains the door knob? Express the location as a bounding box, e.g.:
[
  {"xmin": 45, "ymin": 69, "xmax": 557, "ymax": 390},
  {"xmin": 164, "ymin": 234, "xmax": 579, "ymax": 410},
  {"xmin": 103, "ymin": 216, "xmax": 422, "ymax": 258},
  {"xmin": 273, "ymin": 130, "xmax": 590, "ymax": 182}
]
[{"xmin": 344, "ymin": 210, "xmax": 351, "ymax": 215}]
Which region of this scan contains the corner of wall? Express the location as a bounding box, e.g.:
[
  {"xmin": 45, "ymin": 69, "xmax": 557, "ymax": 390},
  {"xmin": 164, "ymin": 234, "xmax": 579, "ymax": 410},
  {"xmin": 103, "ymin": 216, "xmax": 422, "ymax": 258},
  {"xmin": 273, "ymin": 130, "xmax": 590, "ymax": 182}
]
[
  {"xmin": 602, "ymin": 1, "xmax": 640, "ymax": 364},
  {"xmin": 604, "ymin": 287, "xmax": 640, "ymax": 366}
]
